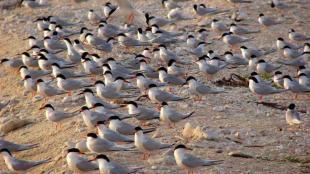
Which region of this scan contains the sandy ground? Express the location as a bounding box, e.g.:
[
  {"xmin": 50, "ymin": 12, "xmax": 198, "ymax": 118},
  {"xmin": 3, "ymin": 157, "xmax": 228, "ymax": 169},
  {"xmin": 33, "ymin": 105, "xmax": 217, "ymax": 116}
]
[{"xmin": 0, "ymin": 0, "xmax": 310, "ymax": 173}]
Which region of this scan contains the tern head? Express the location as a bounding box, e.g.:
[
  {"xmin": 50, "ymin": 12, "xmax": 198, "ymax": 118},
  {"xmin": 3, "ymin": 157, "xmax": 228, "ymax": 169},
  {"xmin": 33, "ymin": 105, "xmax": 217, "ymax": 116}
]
[
  {"xmin": 93, "ymin": 103, "xmax": 105, "ymax": 108},
  {"xmin": 39, "ymin": 104, "xmax": 54, "ymax": 110},
  {"xmin": 289, "ymin": 29, "xmax": 295, "ymax": 33},
  {"xmin": 102, "ymin": 64, "xmax": 111, "ymax": 70},
  {"xmin": 134, "ymin": 126, "xmax": 143, "ymax": 133},
  {"xmin": 80, "ymin": 27, "xmax": 89, "ymax": 34},
  {"xmin": 23, "ymin": 75, "xmax": 32, "ymax": 80},
  {"xmin": 240, "ymin": 45, "xmax": 248, "ymax": 50},
  {"xmin": 87, "ymin": 133, "xmax": 98, "ymax": 139},
  {"xmin": 197, "ymin": 42, "xmax": 206, "ymax": 47},
  {"xmin": 148, "ymin": 84, "xmax": 157, "ymax": 88},
  {"xmin": 103, "ymin": 70, "xmax": 112, "ymax": 76},
  {"xmin": 126, "ymin": 101, "xmax": 138, "ymax": 107},
  {"xmin": 288, "ymin": 103, "xmax": 296, "ymax": 110},
  {"xmin": 224, "ymin": 51, "xmax": 233, "ymax": 56},
  {"xmin": 56, "ymin": 74, "xmax": 66, "ymax": 80},
  {"xmin": 153, "ymin": 48, "xmax": 160, "ymax": 52},
  {"xmin": 187, "ymin": 35, "xmax": 194, "ymax": 39},
  {"xmin": 108, "ymin": 115, "xmax": 121, "ymax": 121},
  {"xmin": 250, "ymin": 55, "xmax": 257, "ymax": 59},
  {"xmin": 117, "ymin": 33, "xmax": 126, "ymax": 38},
  {"xmin": 158, "ymin": 44, "xmax": 167, "ymax": 49},
  {"xmin": 197, "ymin": 55, "xmax": 208, "ymax": 62},
  {"xmin": 96, "ymin": 120, "xmax": 106, "ymax": 126},
  {"xmin": 198, "ymin": 28, "xmax": 207, "ymax": 33},
  {"xmin": 274, "ymin": 71, "xmax": 282, "ymax": 75},
  {"xmin": 277, "ymin": 37, "xmax": 284, "ymax": 41},
  {"xmin": 63, "ymin": 38, "xmax": 72, "ymax": 44},
  {"xmin": 259, "ymin": 13, "xmax": 264, "ymax": 17},
  {"xmin": 139, "ymin": 59, "xmax": 147, "ymax": 64},
  {"xmin": 73, "ymin": 39, "xmax": 80, "ymax": 44},
  {"xmin": 67, "ymin": 148, "xmax": 81, "ymax": 154},
  {"xmin": 0, "ymin": 58, "xmax": 9, "ymax": 64},
  {"xmin": 158, "ymin": 67, "xmax": 167, "ymax": 72},
  {"xmin": 161, "ymin": 102, "xmax": 168, "ymax": 106},
  {"xmin": 193, "ymin": 4, "xmax": 198, "ymax": 11},
  {"xmin": 81, "ymin": 88, "xmax": 94, "ymax": 95},
  {"xmin": 138, "ymin": 28, "xmax": 143, "ymax": 34},
  {"xmin": 95, "ymin": 154, "xmax": 110, "ymax": 162},
  {"xmin": 106, "ymin": 57, "xmax": 115, "ymax": 63},
  {"xmin": 257, "ymin": 59, "xmax": 266, "ymax": 64},
  {"xmin": 19, "ymin": 65, "xmax": 28, "ymax": 71},
  {"xmin": 230, "ymin": 23, "xmax": 237, "ymax": 27},
  {"xmin": 0, "ymin": 149, "xmax": 12, "ymax": 156},
  {"xmin": 249, "ymin": 76, "xmax": 258, "ymax": 83},
  {"xmin": 250, "ymin": 72, "xmax": 258, "ymax": 76},
  {"xmin": 174, "ymin": 144, "xmax": 192, "ymax": 151},
  {"xmin": 212, "ymin": 19, "xmax": 218, "ymax": 22},
  {"xmin": 298, "ymin": 73, "xmax": 307, "ymax": 78},
  {"xmin": 38, "ymin": 54, "xmax": 48, "ymax": 60},
  {"xmin": 136, "ymin": 73, "xmax": 145, "ymax": 78},
  {"xmin": 95, "ymin": 80, "xmax": 105, "ymax": 86},
  {"xmin": 80, "ymin": 106, "xmax": 90, "ymax": 112},
  {"xmin": 167, "ymin": 59, "xmax": 176, "ymax": 67},
  {"xmin": 282, "ymin": 75, "xmax": 292, "ymax": 81},
  {"xmin": 36, "ymin": 79, "xmax": 44, "ymax": 84},
  {"xmin": 186, "ymin": 76, "xmax": 196, "ymax": 82},
  {"xmin": 22, "ymin": 52, "xmax": 31, "ymax": 57}
]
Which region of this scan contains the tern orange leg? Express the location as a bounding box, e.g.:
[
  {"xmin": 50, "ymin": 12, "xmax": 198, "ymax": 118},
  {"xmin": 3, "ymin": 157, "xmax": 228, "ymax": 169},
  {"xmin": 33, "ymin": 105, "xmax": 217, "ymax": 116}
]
[{"xmin": 127, "ymin": 13, "xmax": 135, "ymax": 25}]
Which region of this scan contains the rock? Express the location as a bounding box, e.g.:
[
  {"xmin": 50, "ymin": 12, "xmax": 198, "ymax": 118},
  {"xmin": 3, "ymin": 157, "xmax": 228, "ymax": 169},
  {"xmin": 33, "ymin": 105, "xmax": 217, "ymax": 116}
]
[
  {"xmin": 33, "ymin": 96, "xmax": 43, "ymax": 102},
  {"xmin": 213, "ymin": 106, "xmax": 225, "ymax": 112},
  {"xmin": 151, "ymin": 166, "xmax": 157, "ymax": 170},
  {"xmin": 216, "ymin": 149, "xmax": 223, "ymax": 153},
  {"xmin": 228, "ymin": 151, "xmax": 253, "ymax": 158},
  {"xmin": 0, "ymin": 119, "xmax": 32, "ymax": 134}
]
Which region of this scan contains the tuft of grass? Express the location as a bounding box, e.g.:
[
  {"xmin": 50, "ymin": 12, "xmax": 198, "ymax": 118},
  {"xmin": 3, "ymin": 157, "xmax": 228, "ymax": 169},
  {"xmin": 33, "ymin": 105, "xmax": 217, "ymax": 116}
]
[
  {"xmin": 260, "ymin": 73, "xmax": 272, "ymax": 81},
  {"xmin": 284, "ymin": 156, "xmax": 310, "ymax": 164}
]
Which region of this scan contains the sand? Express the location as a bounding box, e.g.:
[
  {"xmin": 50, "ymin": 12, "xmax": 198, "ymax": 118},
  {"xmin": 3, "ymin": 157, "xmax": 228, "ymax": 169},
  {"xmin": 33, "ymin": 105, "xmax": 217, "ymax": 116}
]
[{"xmin": 0, "ymin": 0, "xmax": 309, "ymax": 173}]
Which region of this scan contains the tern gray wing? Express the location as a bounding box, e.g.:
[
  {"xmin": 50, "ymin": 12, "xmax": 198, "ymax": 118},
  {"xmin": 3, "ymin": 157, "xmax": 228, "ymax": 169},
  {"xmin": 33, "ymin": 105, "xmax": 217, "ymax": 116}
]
[
  {"xmin": 196, "ymin": 84, "xmax": 225, "ymax": 94},
  {"xmin": 142, "ymin": 137, "xmax": 171, "ymax": 151},
  {"xmin": 9, "ymin": 158, "xmax": 51, "ymax": 171},
  {"xmin": 155, "ymin": 90, "xmax": 185, "ymax": 102},
  {"xmin": 182, "ymin": 154, "xmax": 222, "ymax": 167},
  {"xmin": 76, "ymin": 160, "xmax": 98, "ymax": 171},
  {"xmin": 0, "ymin": 140, "xmax": 38, "ymax": 152}
]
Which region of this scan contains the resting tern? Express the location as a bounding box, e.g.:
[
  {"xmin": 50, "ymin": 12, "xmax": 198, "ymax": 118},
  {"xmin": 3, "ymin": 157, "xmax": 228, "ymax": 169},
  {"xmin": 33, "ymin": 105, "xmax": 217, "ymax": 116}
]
[
  {"xmin": 0, "ymin": 140, "xmax": 38, "ymax": 152},
  {"xmin": 86, "ymin": 133, "xmax": 133, "ymax": 153},
  {"xmin": 0, "ymin": 148, "xmax": 51, "ymax": 173},
  {"xmin": 39, "ymin": 103, "xmax": 78, "ymax": 125},
  {"xmin": 95, "ymin": 154, "xmax": 142, "ymax": 174},
  {"xmin": 108, "ymin": 116, "xmax": 155, "ymax": 135},
  {"xmin": 249, "ymin": 76, "xmax": 286, "ymax": 101},
  {"xmin": 286, "ymin": 104, "xmax": 302, "ymax": 126},
  {"xmin": 147, "ymin": 84, "xmax": 186, "ymax": 103},
  {"xmin": 174, "ymin": 144, "xmax": 222, "ymax": 174},
  {"xmin": 125, "ymin": 101, "xmax": 160, "ymax": 121},
  {"xmin": 66, "ymin": 148, "xmax": 98, "ymax": 173},
  {"xmin": 134, "ymin": 126, "xmax": 173, "ymax": 159},
  {"xmin": 96, "ymin": 121, "xmax": 134, "ymax": 143},
  {"xmin": 160, "ymin": 102, "xmax": 194, "ymax": 126}
]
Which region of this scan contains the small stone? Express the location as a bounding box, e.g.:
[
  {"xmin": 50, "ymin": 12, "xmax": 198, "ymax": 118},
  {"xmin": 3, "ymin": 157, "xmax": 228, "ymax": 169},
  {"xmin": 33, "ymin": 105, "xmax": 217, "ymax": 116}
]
[
  {"xmin": 213, "ymin": 106, "xmax": 225, "ymax": 112},
  {"xmin": 0, "ymin": 119, "xmax": 32, "ymax": 134},
  {"xmin": 216, "ymin": 149, "xmax": 223, "ymax": 153},
  {"xmin": 228, "ymin": 151, "xmax": 253, "ymax": 158},
  {"xmin": 151, "ymin": 166, "xmax": 157, "ymax": 170}
]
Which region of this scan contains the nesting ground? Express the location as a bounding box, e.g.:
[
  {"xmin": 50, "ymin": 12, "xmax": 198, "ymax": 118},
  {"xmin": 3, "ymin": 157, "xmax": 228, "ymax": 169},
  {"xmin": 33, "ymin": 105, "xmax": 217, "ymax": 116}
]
[{"xmin": 0, "ymin": 0, "xmax": 309, "ymax": 173}]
